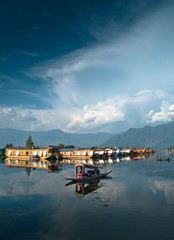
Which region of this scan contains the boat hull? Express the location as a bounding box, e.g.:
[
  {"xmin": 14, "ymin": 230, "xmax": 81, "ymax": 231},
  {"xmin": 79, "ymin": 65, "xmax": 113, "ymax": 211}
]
[{"xmin": 65, "ymin": 169, "xmax": 112, "ymax": 182}]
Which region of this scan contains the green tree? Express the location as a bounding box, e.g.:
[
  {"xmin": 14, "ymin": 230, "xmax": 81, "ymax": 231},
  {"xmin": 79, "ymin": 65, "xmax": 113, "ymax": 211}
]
[
  {"xmin": 5, "ymin": 143, "xmax": 13, "ymax": 148},
  {"xmin": 26, "ymin": 136, "xmax": 34, "ymax": 148},
  {"xmin": 91, "ymin": 146, "xmax": 97, "ymax": 149},
  {"xmin": 59, "ymin": 143, "xmax": 65, "ymax": 149}
]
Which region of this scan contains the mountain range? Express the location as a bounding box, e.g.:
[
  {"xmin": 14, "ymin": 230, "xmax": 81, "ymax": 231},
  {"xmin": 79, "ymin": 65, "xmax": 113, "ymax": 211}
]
[
  {"xmin": 101, "ymin": 121, "xmax": 174, "ymax": 149},
  {"xmin": 1, "ymin": 121, "xmax": 174, "ymax": 149},
  {"xmin": 0, "ymin": 128, "xmax": 113, "ymax": 148}
]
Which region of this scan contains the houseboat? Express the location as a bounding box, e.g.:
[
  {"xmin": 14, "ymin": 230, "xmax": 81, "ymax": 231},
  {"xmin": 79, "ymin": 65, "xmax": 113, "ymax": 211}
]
[
  {"xmin": 61, "ymin": 148, "xmax": 116, "ymax": 160},
  {"xmin": 92, "ymin": 148, "xmax": 121, "ymax": 159},
  {"xmin": 5, "ymin": 146, "xmax": 60, "ymax": 160},
  {"xmin": 60, "ymin": 149, "xmax": 94, "ymax": 159}
]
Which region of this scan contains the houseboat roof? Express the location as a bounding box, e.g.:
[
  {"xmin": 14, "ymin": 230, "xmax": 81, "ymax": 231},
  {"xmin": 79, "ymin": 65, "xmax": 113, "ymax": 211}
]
[{"xmin": 6, "ymin": 147, "xmax": 31, "ymax": 150}]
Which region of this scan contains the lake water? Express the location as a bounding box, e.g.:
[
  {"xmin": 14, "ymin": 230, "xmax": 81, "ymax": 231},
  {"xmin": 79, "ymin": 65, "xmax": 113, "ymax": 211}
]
[{"xmin": 1, "ymin": 156, "xmax": 174, "ymax": 240}]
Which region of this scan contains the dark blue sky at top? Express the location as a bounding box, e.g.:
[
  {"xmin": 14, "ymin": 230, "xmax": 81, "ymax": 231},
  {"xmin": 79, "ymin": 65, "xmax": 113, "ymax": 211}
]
[
  {"xmin": 0, "ymin": 0, "xmax": 160, "ymax": 60},
  {"xmin": 0, "ymin": 0, "xmax": 165, "ymax": 73}
]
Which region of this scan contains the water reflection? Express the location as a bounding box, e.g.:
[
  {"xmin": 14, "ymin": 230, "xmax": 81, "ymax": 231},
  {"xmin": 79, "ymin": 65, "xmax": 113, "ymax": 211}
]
[
  {"xmin": 4, "ymin": 158, "xmax": 60, "ymax": 173},
  {"xmin": 1, "ymin": 157, "xmax": 174, "ymax": 240},
  {"xmin": 0, "ymin": 209, "xmax": 19, "ymax": 225},
  {"xmin": 61, "ymin": 153, "xmax": 155, "ymax": 165},
  {"xmin": 0, "ymin": 156, "xmax": 5, "ymax": 163},
  {"xmin": 75, "ymin": 180, "xmax": 102, "ymax": 197}
]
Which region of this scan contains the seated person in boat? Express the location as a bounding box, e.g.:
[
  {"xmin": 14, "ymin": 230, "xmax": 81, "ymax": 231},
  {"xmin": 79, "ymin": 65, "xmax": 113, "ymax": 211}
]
[{"xmin": 78, "ymin": 167, "xmax": 83, "ymax": 178}]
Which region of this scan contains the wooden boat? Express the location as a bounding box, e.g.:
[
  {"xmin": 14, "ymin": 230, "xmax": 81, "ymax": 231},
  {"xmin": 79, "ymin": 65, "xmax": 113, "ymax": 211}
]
[
  {"xmin": 65, "ymin": 162, "xmax": 112, "ymax": 182},
  {"xmin": 156, "ymin": 156, "xmax": 171, "ymax": 162}
]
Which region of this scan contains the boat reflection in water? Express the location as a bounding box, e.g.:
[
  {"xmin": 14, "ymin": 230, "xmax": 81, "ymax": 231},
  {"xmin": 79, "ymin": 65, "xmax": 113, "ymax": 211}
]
[
  {"xmin": 5, "ymin": 158, "xmax": 60, "ymax": 173},
  {"xmin": 67, "ymin": 176, "xmax": 111, "ymax": 198},
  {"xmin": 75, "ymin": 179, "xmax": 102, "ymax": 197},
  {"xmin": 66, "ymin": 177, "xmax": 105, "ymax": 197}
]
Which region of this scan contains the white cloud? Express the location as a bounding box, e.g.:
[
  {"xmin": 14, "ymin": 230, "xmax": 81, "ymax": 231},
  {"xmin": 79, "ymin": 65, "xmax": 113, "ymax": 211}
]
[
  {"xmin": 149, "ymin": 179, "xmax": 174, "ymax": 205},
  {"xmin": 147, "ymin": 101, "xmax": 174, "ymax": 123},
  {"xmin": 1, "ymin": 88, "xmax": 174, "ymax": 132},
  {"xmin": 0, "ymin": 105, "xmax": 74, "ymax": 131},
  {"xmin": 0, "ymin": 169, "xmax": 69, "ymax": 197},
  {"xmin": 64, "ymin": 90, "xmax": 174, "ymax": 133},
  {"xmin": 0, "ymin": 106, "xmax": 38, "ymax": 130},
  {"xmin": 65, "ymin": 99, "xmax": 125, "ymax": 132},
  {"xmin": 168, "ymin": 104, "xmax": 174, "ymax": 111}
]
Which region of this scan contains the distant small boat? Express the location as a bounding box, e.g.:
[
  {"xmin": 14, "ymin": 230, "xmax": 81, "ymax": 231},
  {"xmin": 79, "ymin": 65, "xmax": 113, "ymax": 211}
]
[
  {"xmin": 156, "ymin": 157, "xmax": 171, "ymax": 162},
  {"xmin": 65, "ymin": 162, "xmax": 112, "ymax": 183},
  {"xmin": 155, "ymin": 154, "xmax": 172, "ymax": 162}
]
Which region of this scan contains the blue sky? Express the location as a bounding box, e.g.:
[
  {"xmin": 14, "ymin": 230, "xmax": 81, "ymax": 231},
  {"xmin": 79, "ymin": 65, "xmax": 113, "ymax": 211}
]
[{"xmin": 1, "ymin": 0, "xmax": 174, "ymax": 133}]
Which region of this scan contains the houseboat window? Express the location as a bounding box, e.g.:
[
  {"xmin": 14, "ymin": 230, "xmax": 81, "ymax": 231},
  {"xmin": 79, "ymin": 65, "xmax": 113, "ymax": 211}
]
[
  {"xmin": 34, "ymin": 151, "xmax": 38, "ymax": 156},
  {"xmin": 26, "ymin": 151, "xmax": 29, "ymax": 155}
]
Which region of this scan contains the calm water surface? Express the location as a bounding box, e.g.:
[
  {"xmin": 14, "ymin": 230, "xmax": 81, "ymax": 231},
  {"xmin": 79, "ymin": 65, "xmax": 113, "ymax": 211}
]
[{"xmin": 1, "ymin": 157, "xmax": 174, "ymax": 240}]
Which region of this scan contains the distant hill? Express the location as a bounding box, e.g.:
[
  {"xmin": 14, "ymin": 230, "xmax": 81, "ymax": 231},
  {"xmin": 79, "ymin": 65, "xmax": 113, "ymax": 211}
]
[
  {"xmin": 0, "ymin": 128, "xmax": 113, "ymax": 148},
  {"xmin": 1, "ymin": 121, "xmax": 174, "ymax": 149},
  {"xmin": 101, "ymin": 121, "xmax": 174, "ymax": 149}
]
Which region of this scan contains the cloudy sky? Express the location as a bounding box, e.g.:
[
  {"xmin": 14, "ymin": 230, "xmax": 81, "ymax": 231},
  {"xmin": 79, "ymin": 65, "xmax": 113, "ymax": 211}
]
[{"xmin": 1, "ymin": 0, "xmax": 174, "ymax": 133}]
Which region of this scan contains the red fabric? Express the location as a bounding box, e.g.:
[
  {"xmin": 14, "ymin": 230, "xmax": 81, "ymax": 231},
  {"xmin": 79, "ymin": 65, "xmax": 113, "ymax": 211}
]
[{"xmin": 78, "ymin": 172, "xmax": 82, "ymax": 178}]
